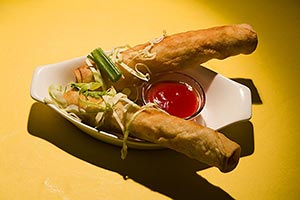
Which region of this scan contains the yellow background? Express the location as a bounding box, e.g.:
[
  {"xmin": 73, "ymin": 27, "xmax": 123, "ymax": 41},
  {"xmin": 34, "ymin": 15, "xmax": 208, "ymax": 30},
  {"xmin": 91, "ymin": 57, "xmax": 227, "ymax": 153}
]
[{"xmin": 1, "ymin": 0, "xmax": 299, "ymax": 199}]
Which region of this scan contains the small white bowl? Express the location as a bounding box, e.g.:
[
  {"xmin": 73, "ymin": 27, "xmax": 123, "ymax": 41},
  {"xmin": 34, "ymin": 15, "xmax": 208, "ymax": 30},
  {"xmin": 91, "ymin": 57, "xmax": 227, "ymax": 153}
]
[
  {"xmin": 141, "ymin": 72, "xmax": 206, "ymax": 120},
  {"xmin": 30, "ymin": 56, "xmax": 252, "ymax": 149}
]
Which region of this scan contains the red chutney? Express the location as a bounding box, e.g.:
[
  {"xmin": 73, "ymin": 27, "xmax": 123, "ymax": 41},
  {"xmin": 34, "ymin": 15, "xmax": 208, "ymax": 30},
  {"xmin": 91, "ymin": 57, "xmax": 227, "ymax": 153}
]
[{"xmin": 146, "ymin": 81, "xmax": 200, "ymax": 119}]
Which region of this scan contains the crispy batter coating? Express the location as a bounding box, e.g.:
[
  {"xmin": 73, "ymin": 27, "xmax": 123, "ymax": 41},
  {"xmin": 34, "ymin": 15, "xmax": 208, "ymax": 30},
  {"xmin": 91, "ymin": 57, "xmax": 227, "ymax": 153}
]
[
  {"xmin": 76, "ymin": 24, "xmax": 258, "ymax": 94},
  {"xmin": 63, "ymin": 90, "xmax": 241, "ymax": 172},
  {"xmin": 121, "ymin": 23, "xmax": 257, "ymax": 73},
  {"xmin": 108, "ymin": 100, "xmax": 241, "ymax": 173},
  {"xmin": 110, "ymin": 24, "xmax": 258, "ymax": 95}
]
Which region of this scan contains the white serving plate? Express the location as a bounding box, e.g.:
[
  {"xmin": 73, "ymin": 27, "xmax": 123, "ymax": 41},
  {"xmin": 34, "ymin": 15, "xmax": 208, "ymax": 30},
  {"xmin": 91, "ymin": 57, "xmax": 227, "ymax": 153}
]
[{"xmin": 30, "ymin": 56, "xmax": 252, "ymax": 149}]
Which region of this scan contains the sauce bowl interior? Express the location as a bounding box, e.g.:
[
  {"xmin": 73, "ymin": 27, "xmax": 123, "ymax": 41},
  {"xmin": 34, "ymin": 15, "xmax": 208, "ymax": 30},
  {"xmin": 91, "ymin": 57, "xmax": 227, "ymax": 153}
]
[{"xmin": 141, "ymin": 72, "xmax": 206, "ymax": 120}]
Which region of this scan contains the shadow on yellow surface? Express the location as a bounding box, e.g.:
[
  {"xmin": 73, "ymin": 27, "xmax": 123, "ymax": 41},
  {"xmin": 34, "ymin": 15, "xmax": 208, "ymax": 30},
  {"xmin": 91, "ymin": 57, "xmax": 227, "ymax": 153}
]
[
  {"xmin": 220, "ymin": 120, "xmax": 254, "ymax": 157},
  {"xmin": 27, "ymin": 102, "xmax": 254, "ymax": 199}
]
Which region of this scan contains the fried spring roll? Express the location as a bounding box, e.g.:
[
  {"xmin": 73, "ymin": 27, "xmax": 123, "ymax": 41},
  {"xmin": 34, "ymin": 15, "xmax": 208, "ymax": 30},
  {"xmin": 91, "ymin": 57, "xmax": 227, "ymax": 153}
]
[
  {"xmin": 121, "ymin": 23, "xmax": 258, "ymax": 73},
  {"xmin": 76, "ymin": 24, "xmax": 257, "ymax": 97},
  {"xmin": 63, "ymin": 90, "xmax": 241, "ymax": 172}
]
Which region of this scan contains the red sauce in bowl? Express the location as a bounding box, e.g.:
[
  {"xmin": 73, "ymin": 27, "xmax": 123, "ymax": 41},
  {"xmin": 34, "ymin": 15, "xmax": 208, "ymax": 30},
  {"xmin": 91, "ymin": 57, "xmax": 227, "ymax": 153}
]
[
  {"xmin": 142, "ymin": 72, "xmax": 206, "ymax": 120},
  {"xmin": 145, "ymin": 81, "xmax": 200, "ymax": 119}
]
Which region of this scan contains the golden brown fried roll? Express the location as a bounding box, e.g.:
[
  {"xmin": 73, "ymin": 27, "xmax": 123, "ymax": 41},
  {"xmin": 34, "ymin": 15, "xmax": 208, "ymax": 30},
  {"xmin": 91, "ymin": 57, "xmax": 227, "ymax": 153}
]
[
  {"xmin": 63, "ymin": 90, "xmax": 241, "ymax": 172},
  {"xmin": 78, "ymin": 24, "xmax": 258, "ymax": 98},
  {"xmin": 121, "ymin": 23, "xmax": 258, "ymax": 73}
]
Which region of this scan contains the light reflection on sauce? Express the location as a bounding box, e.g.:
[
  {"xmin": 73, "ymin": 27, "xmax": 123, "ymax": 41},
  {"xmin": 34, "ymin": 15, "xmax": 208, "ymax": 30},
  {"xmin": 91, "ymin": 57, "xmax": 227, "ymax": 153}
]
[{"xmin": 145, "ymin": 81, "xmax": 200, "ymax": 119}]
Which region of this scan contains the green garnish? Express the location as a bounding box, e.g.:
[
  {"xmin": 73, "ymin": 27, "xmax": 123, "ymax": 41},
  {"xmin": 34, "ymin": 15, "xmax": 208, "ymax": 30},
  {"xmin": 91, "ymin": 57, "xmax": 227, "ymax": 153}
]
[
  {"xmin": 88, "ymin": 48, "xmax": 122, "ymax": 82},
  {"xmin": 71, "ymin": 82, "xmax": 102, "ymax": 91},
  {"xmin": 70, "ymin": 82, "xmax": 106, "ymax": 97}
]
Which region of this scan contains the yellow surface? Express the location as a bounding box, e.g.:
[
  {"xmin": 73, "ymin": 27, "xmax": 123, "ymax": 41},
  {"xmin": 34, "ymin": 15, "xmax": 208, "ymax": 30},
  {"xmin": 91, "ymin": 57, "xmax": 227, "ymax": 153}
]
[{"xmin": 1, "ymin": 0, "xmax": 299, "ymax": 199}]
